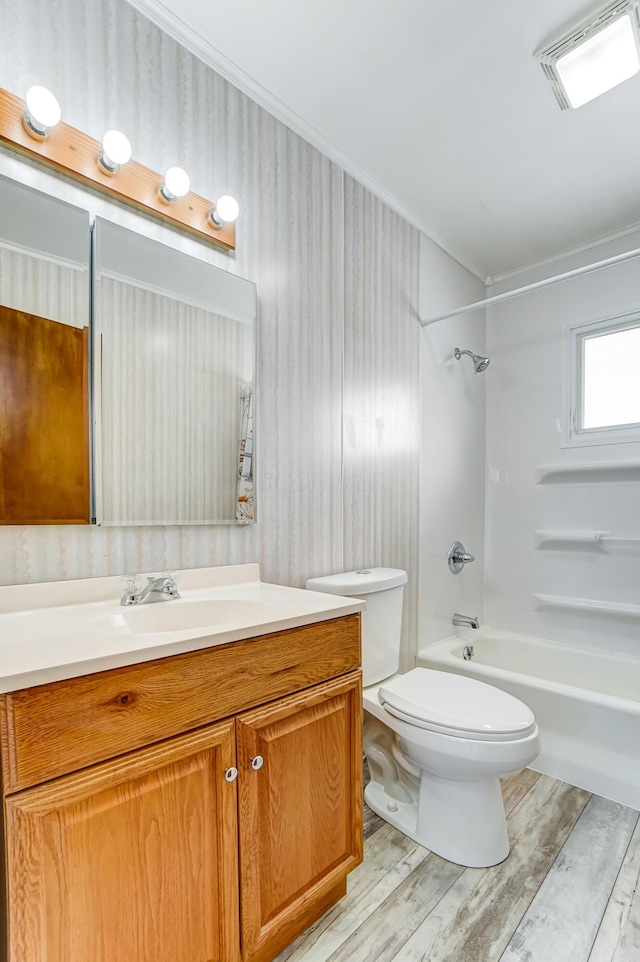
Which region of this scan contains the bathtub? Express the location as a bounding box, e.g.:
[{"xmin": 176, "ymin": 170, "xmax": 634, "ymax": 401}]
[{"xmin": 418, "ymin": 629, "xmax": 640, "ymax": 811}]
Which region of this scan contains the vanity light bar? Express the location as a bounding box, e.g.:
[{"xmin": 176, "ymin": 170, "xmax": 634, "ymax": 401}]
[{"xmin": 0, "ymin": 87, "xmax": 236, "ymax": 252}]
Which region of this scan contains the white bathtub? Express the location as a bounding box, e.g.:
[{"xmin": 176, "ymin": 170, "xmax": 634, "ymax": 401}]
[{"xmin": 418, "ymin": 629, "xmax": 640, "ymax": 811}]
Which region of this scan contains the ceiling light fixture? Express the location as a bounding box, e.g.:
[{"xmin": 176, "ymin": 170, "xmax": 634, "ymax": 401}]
[
  {"xmin": 98, "ymin": 130, "xmax": 132, "ymax": 175},
  {"xmin": 537, "ymin": 0, "xmax": 640, "ymax": 109},
  {"xmin": 22, "ymin": 85, "xmax": 61, "ymax": 139},
  {"xmin": 209, "ymin": 194, "xmax": 240, "ymax": 228},
  {"xmin": 159, "ymin": 166, "xmax": 190, "ymax": 203}
]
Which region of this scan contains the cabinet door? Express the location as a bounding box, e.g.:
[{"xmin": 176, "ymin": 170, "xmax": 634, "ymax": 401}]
[
  {"xmin": 5, "ymin": 721, "xmax": 240, "ymax": 962},
  {"xmin": 236, "ymin": 671, "xmax": 363, "ymax": 962}
]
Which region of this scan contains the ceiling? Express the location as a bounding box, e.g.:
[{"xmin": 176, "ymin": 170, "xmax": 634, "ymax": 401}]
[{"xmin": 126, "ymin": 0, "xmax": 640, "ymax": 281}]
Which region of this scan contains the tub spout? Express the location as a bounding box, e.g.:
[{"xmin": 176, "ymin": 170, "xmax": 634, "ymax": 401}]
[{"xmin": 453, "ymin": 612, "xmax": 479, "ymax": 629}]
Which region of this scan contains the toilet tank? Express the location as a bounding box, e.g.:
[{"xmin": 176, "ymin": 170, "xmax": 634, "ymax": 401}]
[{"xmin": 306, "ymin": 568, "xmax": 407, "ymax": 687}]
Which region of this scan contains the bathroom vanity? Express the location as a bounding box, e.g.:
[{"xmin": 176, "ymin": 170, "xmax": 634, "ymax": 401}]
[{"xmin": 0, "ymin": 565, "xmax": 364, "ymax": 962}]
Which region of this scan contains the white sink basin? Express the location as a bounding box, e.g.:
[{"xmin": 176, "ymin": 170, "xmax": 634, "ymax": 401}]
[
  {"xmin": 95, "ymin": 599, "xmax": 272, "ymax": 634},
  {"xmin": 0, "ymin": 564, "xmax": 366, "ymax": 692}
]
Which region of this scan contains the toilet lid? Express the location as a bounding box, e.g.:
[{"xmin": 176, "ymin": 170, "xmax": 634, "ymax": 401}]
[{"xmin": 378, "ymin": 668, "xmax": 536, "ymax": 739}]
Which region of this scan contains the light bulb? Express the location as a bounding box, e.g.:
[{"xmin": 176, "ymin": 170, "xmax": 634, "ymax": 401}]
[
  {"xmin": 209, "ymin": 194, "xmax": 239, "ymax": 228},
  {"xmin": 23, "ymin": 85, "xmax": 61, "ymax": 139},
  {"xmin": 160, "ymin": 166, "xmax": 190, "ymax": 203},
  {"xmin": 215, "ymin": 195, "xmax": 239, "ymax": 223},
  {"xmin": 99, "ymin": 130, "xmax": 132, "ymax": 174}
]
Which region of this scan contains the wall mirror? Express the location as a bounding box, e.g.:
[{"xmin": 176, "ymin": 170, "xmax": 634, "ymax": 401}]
[
  {"xmin": 0, "ymin": 174, "xmax": 90, "ymax": 524},
  {"xmin": 0, "ymin": 172, "xmax": 257, "ymax": 526},
  {"xmin": 93, "ymin": 218, "xmax": 256, "ymax": 525}
]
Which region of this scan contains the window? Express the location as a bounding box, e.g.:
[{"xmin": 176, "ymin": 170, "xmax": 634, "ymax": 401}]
[{"xmin": 567, "ymin": 313, "xmax": 640, "ymax": 446}]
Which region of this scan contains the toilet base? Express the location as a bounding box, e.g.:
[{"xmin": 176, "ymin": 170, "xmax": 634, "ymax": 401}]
[
  {"xmin": 365, "ymin": 772, "xmax": 510, "ymax": 868},
  {"xmin": 364, "ymin": 781, "xmax": 421, "ymax": 841},
  {"xmin": 417, "ymin": 771, "xmax": 510, "ymax": 867}
]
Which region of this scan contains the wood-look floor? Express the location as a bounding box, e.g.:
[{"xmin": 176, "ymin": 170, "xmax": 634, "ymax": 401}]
[{"xmin": 276, "ymin": 768, "xmax": 640, "ymax": 962}]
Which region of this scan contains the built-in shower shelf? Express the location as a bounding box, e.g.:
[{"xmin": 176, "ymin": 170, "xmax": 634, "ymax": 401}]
[
  {"xmin": 536, "ymin": 461, "xmax": 640, "ymax": 484},
  {"xmin": 535, "ymin": 594, "xmax": 640, "ymax": 619},
  {"xmin": 535, "ymin": 530, "xmax": 640, "ymax": 550}
]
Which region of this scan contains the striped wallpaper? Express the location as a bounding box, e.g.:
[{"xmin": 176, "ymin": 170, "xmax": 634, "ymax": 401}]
[
  {"xmin": 0, "ymin": 0, "xmax": 421, "ymax": 664},
  {"xmin": 0, "ymin": 248, "xmax": 88, "ymax": 330},
  {"xmin": 97, "ymin": 279, "xmax": 248, "ymax": 525}
]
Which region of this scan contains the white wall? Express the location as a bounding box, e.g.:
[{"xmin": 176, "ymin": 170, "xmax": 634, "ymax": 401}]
[
  {"xmin": 419, "ymin": 237, "xmax": 487, "ymax": 649},
  {"xmin": 485, "ymin": 232, "xmax": 640, "ymax": 655}
]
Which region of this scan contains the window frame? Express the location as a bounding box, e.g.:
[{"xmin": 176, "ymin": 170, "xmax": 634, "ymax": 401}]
[{"xmin": 563, "ymin": 310, "xmax": 640, "ymax": 448}]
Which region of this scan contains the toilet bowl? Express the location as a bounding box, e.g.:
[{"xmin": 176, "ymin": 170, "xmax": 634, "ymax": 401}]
[
  {"xmin": 363, "ymin": 669, "xmax": 539, "ymax": 866},
  {"xmin": 306, "ymin": 567, "xmax": 541, "ymax": 869}
]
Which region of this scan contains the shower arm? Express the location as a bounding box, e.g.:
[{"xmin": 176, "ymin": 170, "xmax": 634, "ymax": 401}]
[{"xmin": 454, "ymin": 347, "xmax": 489, "ymax": 372}]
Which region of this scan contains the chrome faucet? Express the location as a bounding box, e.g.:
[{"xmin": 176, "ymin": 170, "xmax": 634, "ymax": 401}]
[
  {"xmin": 120, "ymin": 575, "xmax": 180, "ymax": 607},
  {"xmin": 452, "ymin": 612, "xmax": 479, "ymax": 629}
]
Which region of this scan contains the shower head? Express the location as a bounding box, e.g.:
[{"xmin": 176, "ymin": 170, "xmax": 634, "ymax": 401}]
[{"xmin": 454, "ymin": 347, "xmax": 490, "ymax": 374}]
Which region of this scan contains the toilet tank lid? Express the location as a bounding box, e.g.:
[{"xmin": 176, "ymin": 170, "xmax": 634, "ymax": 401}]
[{"xmin": 306, "ymin": 568, "xmax": 407, "ymax": 595}]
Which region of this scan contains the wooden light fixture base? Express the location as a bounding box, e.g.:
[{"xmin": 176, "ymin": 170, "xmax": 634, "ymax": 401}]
[{"xmin": 0, "ymin": 88, "xmax": 235, "ymax": 252}]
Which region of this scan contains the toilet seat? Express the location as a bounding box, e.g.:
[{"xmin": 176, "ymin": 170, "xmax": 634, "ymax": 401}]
[{"xmin": 378, "ymin": 668, "xmax": 536, "ymax": 742}]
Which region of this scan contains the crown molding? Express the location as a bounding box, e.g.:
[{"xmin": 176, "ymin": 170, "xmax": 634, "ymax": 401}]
[
  {"xmin": 123, "ymin": 0, "xmax": 487, "ymax": 282},
  {"xmin": 488, "ymin": 218, "xmax": 640, "ymax": 286}
]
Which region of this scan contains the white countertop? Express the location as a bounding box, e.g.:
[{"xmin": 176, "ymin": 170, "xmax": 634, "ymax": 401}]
[{"xmin": 0, "ymin": 564, "xmax": 365, "ymax": 693}]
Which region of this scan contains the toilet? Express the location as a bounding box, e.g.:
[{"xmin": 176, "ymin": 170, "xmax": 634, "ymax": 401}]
[{"xmin": 306, "ymin": 567, "xmax": 540, "ymax": 868}]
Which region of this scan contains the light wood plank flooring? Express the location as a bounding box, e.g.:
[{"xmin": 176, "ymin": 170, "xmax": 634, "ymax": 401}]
[{"xmin": 276, "ymin": 768, "xmax": 640, "ymax": 962}]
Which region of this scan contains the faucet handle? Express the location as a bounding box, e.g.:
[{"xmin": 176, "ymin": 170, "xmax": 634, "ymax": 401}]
[
  {"xmin": 120, "ymin": 574, "xmax": 144, "ymax": 606},
  {"xmin": 160, "ymin": 572, "xmax": 180, "ymax": 598},
  {"xmin": 448, "ymin": 541, "xmax": 475, "ymax": 574},
  {"xmin": 121, "ymin": 574, "xmax": 143, "ymax": 595}
]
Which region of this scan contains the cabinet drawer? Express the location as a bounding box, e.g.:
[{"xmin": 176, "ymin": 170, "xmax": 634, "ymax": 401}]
[{"xmin": 0, "ymin": 614, "xmax": 360, "ymax": 793}]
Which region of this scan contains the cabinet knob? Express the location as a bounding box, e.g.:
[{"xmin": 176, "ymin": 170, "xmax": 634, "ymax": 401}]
[
  {"xmin": 224, "ymin": 767, "xmax": 238, "ymax": 782},
  {"xmin": 250, "ymin": 755, "xmax": 264, "ymax": 771}
]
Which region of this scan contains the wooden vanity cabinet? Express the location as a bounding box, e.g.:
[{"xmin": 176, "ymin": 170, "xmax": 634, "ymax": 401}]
[
  {"xmin": 0, "ymin": 614, "xmax": 363, "ymax": 962},
  {"xmin": 237, "ymin": 673, "xmax": 363, "ymax": 962},
  {"xmin": 5, "ymin": 721, "xmax": 240, "ymax": 962}
]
